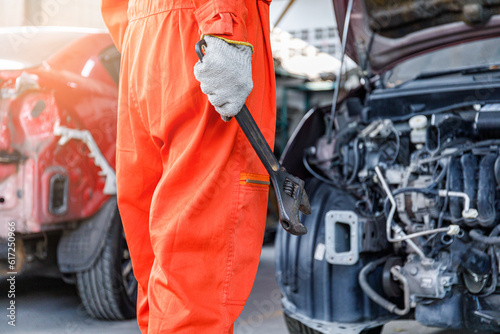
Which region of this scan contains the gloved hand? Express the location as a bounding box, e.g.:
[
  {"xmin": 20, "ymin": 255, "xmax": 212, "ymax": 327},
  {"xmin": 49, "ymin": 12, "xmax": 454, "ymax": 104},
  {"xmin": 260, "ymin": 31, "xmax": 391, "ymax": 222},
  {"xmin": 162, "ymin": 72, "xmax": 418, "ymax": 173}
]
[{"xmin": 194, "ymin": 35, "xmax": 253, "ymax": 121}]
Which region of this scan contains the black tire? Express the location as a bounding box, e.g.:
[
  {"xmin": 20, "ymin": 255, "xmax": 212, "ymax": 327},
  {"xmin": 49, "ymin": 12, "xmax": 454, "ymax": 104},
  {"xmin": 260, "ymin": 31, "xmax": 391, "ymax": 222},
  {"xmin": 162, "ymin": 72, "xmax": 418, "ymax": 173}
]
[
  {"xmin": 284, "ymin": 313, "xmax": 384, "ymax": 334},
  {"xmin": 284, "ymin": 313, "xmax": 322, "ymax": 334},
  {"xmin": 76, "ymin": 211, "xmax": 137, "ymax": 320},
  {"xmin": 361, "ymin": 326, "xmax": 384, "ymax": 334}
]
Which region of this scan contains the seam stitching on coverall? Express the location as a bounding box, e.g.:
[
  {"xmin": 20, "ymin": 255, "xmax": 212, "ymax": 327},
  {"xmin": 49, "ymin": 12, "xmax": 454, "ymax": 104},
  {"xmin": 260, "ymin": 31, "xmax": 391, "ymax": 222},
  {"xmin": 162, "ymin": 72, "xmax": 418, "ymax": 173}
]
[
  {"xmin": 222, "ymin": 135, "xmax": 244, "ymax": 332},
  {"xmin": 222, "ymin": 181, "xmax": 240, "ymax": 322},
  {"xmin": 129, "ymin": 7, "xmax": 195, "ymax": 22}
]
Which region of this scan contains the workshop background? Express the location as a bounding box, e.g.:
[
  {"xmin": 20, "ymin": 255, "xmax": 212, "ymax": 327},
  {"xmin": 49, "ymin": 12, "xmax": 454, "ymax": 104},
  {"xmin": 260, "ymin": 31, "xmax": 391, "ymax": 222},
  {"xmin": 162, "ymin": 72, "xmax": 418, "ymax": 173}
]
[
  {"xmin": 0, "ymin": 0, "xmax": 105, "ymax": 28},
  {"xmin": 0, "ymin": 0, "xmax": 350, "ymax": 153}
]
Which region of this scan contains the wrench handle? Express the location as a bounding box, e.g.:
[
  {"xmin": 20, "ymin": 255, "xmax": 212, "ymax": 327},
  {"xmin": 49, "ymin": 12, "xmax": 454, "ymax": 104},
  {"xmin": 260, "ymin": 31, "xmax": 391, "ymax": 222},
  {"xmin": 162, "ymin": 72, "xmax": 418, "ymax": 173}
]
[{"xmin": 235, "ymin": 106, "xmax": 280, "ymax": 174}]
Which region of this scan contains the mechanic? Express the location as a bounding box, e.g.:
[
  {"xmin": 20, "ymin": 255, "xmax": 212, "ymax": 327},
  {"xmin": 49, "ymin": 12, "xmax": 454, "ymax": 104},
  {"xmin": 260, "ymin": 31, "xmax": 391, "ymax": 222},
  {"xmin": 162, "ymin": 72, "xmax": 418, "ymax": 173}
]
[{"xmin": 101, "ymin": 0, "xmax": 276, "ymax": 332}]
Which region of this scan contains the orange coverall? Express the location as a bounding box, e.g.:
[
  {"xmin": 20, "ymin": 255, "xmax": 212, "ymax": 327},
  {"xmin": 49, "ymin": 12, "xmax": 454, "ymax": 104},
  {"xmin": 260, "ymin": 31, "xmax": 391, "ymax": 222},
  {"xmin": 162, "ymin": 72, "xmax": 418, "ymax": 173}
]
[{"xmin": 101, "ymin": 0, "xmax": 276, "ymax": 332}]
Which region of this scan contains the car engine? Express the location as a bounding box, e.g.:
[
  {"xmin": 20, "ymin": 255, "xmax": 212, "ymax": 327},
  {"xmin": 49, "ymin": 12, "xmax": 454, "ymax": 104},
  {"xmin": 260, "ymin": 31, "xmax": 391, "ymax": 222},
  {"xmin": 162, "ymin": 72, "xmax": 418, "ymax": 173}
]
[{"xmin": 295, "ymin": 103, "xmax": 500, "ymax": 331}]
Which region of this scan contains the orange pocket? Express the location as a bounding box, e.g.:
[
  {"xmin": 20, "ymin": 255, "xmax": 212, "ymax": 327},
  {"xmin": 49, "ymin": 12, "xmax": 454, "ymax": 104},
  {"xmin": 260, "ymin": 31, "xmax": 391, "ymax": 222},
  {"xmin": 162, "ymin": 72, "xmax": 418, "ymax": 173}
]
[
  {"xmin": 225, "ymin": 184, "xmax": 269, "ymax": 309},
  {"xmin": 193, "ymin": 0, "xmax": 249, "ymax": 41}
]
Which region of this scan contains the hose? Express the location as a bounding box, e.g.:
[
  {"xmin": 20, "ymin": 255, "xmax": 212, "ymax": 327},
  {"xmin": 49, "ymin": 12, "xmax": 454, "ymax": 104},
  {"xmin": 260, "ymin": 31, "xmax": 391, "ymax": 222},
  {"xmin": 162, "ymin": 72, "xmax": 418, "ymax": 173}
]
[
  {"xmin": 438, "ymin": 159, "xmax": 451, "ymax": 229},
  {"xmin": 418, "ymin": 139, "xmax": 500, "ymax": 164},
  {"xmin": 302, "ymin": 155, "xmax": 338, "ymax": 186},
  {"xmin": 490, "ymin": 224, "xmax": 500, "ymax": 238},
  {"xmin": 480, "ymin": 246, "xmax": 498, "ymax": 297},
  {"xmin": 470, "ymin": 229, "xmax": 500, "ymax": 245},
  {"xmin": 474, "ymin": 227, "xmax": 500, "ymax": 295},
  {"xmin": 358, "ymin": 256, "xmax": 410, "ymax": 316},
  {"xmin": 346, "ymin": 137, "xmax": 361, "ymax": 185}
]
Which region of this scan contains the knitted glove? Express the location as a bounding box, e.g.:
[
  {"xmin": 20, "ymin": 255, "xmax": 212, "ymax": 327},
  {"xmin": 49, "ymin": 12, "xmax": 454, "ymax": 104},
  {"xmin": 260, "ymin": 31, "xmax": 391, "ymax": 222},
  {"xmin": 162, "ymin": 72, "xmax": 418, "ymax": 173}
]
[{"xmin": 194, "ymin": 35, "xmax": 253, "ymax": 121}]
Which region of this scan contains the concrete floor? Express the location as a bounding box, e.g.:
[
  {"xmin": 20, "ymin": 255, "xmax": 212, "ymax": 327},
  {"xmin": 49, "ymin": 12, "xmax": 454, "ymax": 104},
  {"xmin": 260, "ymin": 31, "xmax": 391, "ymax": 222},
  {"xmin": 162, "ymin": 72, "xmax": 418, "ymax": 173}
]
[{"xmin": 0, "ymin": 245, "xmax": 482, "ymax": 333}]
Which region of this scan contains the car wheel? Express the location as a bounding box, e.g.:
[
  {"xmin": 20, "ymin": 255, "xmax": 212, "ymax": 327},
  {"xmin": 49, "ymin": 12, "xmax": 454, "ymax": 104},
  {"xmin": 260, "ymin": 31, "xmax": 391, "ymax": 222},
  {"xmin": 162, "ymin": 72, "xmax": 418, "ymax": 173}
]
[{"xmin": 76, "ymin": 211, "xmax": 137, "ymax": 320}]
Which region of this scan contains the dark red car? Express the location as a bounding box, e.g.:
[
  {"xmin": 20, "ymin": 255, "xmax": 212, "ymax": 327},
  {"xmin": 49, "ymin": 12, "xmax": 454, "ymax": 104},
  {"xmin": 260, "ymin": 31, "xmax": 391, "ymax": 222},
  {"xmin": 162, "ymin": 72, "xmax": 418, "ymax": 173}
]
[{"xmin": 0, "ymin": 27, "xmax": 136, "ymax": 320}]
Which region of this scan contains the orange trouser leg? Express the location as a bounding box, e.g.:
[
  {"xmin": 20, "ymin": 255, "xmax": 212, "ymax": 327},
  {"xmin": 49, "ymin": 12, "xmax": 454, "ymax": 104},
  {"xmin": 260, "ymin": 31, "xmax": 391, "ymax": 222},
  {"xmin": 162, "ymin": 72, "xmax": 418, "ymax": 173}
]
[
  {"xmin": 116, "ymin": 44, "xmax": 160, "ymax": 331},
  {"xmin": 116, "ymin": 0, "xmax": 276, "ymax": 333}
]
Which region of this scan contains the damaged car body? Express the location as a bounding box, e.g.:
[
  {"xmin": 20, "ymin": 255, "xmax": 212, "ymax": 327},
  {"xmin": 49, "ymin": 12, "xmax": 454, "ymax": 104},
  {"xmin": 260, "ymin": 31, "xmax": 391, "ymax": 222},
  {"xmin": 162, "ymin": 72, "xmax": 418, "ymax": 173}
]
[
  {"xmin": 276, "ymin": 0, "xmax": 500, "ymax": 333},
  {"xmin": 0, "ymin": 27, "xmax": 136, "ymax": 320}
]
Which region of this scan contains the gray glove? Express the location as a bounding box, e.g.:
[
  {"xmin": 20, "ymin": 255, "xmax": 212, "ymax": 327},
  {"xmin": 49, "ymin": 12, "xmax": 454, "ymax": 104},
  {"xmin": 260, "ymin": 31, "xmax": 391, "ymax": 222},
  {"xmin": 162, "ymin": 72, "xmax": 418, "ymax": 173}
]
[{"xmin": 194, "ymin": 36, "xmax": 253, "ymax": 121}]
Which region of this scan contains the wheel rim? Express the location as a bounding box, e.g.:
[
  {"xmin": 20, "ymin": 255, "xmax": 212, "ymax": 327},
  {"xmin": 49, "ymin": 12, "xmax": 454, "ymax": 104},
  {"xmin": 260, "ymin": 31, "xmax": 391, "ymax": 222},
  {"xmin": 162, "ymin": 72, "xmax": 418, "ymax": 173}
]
[{"xmin": 120, "ymin": 229, "xmax": 138, "ymax": 302}]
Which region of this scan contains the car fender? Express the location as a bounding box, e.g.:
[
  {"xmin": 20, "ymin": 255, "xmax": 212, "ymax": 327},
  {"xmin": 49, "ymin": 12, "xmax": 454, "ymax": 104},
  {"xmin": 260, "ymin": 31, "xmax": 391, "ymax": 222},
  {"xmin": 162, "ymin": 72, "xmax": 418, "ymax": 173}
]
[{"xmin": 57, "ymin": 197, "xmax": 117, "ymax": 273}]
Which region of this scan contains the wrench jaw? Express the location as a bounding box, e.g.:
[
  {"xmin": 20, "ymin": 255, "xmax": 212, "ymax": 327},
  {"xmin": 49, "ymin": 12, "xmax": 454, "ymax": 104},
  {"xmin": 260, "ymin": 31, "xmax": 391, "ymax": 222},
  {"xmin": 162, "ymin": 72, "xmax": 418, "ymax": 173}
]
[
  {"xmin": 271, "ymin": 170, "xmax": 310, "ymax": 236},
  {"xmin": 297, "ymin": 186, "xmax": 311, "ymax": 216}
]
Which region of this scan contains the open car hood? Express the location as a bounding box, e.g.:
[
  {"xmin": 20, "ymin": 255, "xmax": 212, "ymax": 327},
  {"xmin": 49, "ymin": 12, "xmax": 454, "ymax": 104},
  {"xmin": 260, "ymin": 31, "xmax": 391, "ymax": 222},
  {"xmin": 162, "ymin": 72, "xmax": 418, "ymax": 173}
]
[{"xmin": 334, "ymin": 0, "xmax": 500, "ymax": 73}]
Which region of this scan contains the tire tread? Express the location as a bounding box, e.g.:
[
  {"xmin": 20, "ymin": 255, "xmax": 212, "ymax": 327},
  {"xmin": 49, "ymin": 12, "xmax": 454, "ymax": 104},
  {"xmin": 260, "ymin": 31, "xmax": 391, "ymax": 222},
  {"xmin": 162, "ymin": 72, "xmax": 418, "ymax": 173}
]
[{"xmin": 76, "ymin": 214, "xmax": 136, "ymax": 320}]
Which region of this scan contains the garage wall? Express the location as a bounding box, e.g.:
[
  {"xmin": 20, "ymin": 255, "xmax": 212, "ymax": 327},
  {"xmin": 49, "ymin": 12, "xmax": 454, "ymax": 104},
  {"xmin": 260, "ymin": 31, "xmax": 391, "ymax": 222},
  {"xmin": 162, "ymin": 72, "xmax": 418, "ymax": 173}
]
[{"xmin": 0, "ymin": 0, "xmax": 106, "ymax": 29}]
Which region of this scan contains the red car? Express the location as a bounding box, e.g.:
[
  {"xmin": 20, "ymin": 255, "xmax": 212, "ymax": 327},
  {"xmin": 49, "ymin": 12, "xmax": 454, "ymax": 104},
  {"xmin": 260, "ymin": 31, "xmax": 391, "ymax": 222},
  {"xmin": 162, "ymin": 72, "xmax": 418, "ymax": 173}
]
[{"xmin": 0, "ymin": 27, "xmax": 136, "ymax": 320}]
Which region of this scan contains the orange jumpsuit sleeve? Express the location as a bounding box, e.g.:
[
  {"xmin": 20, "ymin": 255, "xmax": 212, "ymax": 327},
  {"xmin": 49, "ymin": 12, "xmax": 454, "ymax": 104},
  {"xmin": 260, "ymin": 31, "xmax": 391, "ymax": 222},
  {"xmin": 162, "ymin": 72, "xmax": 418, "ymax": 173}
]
[
  {"xmin": 101, "ymin": 0, "xmax": 129, "ymax": 52},
  {"xmin": 193, "ymin": 0, "xmax": 249, "ymax": 43}
]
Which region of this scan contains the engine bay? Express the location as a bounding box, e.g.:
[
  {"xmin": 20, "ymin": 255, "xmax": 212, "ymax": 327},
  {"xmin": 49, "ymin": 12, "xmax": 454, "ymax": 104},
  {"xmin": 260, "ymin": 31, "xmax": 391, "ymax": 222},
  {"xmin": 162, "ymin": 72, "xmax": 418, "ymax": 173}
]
[{"xmin": 299, "ymin": 100, "xmax": 500, "ymax": 330}]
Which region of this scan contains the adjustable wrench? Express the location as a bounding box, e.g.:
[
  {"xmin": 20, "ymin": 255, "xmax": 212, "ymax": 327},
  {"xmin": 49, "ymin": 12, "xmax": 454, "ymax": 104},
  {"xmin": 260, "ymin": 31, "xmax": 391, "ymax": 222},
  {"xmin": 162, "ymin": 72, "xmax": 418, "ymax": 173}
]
[{"xmin": 196, "ymin": 39, "xmax": 310, "ymax": 235}]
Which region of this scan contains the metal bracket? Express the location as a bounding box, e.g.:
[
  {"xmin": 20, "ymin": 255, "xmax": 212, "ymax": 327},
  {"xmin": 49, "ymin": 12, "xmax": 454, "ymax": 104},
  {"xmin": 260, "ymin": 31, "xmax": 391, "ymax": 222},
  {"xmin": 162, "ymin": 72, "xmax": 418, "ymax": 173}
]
[
  {"xmin": 53, "ymin": 124, "xmax": 116, "ymax": 195},
  {"xmin": 282, "ymin": 297, "xmax": 392, "ymax": 334},
  {"xmin": 325, "ymin": 210, "xmax": 359, "ymax": 265}
]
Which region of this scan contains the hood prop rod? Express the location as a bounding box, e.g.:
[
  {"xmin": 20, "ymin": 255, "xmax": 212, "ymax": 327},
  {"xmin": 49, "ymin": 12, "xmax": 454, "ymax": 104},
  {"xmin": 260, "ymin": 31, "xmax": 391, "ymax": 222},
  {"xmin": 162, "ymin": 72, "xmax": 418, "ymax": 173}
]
[{"xmin": 327, "ymin": 0, "xmax": 354, "ymax": 143}]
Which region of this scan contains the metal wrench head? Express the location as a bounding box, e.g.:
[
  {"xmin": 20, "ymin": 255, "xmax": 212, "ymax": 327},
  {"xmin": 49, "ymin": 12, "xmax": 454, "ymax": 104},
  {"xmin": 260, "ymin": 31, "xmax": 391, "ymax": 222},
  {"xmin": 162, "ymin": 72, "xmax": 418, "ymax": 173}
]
[{"xmin": 271, "ymin": 168, "xmax": 311, "ymax": 236}]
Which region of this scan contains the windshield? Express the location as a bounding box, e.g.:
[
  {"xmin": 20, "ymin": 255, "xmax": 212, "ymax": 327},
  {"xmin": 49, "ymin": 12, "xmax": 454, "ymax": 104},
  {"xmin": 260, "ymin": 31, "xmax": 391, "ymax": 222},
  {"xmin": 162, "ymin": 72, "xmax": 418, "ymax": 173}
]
[
  {"xmin": 0, "ymin": 27, "xmax": 101, "ymax": 70},
  {"xmin": 384, "ymin": 37, "xmax": 500, "ymax": 88}
]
